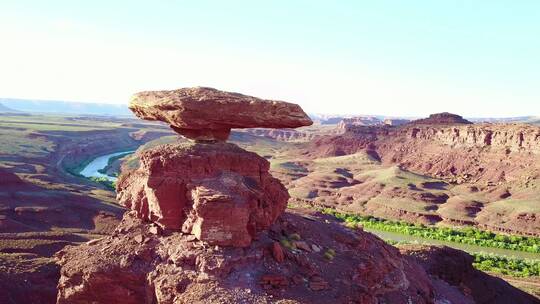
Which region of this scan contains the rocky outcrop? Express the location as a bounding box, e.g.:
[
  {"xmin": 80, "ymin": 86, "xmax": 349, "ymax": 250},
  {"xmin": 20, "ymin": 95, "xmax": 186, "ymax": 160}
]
[
  {"xmin": 243, "ymin": 128, "xmax": 318, "ymax": 142},
  {"xmin": 310, "ymin": 115, "xmax": 346, "ymax": 125},
  {"xmin": 129, "ymin": 87, "xmax": 312, "ymax": 141},
  {"xmin": 116, "ymin": 142, "xmax": 289, "ymax": 247},
  {"xmin": 308, "ymin": 122, "xmax": 540, "ymax": 181},
  {"xmin": 411, "ymin": 112, "xmax": 472, "ymax": 125},
  {"xmin": 400, "ymin": 245, "xmax": 539, "ymax": 304},
  {"xmin": 59, "ymin": 87, "xmax": 361, "ymax": 303},
  {"xmin": 336, "ymin": 116, "xmax": 382, "ymax": 131},
  {"xmin": 129, "ymin": 130, "xmax": 173, "ymax": 142},
  {"xmin": 57, "ymin": 90, "xmax": 482, "ymax": 303},
  {"xmin": 303, "ymin": 115, "xmax": 540, "ymax": 235},
  {"xmin": 384, "ymin": 118, "xmax": 410, "ymax": 126},
  {"xmin": 374, "ymin": 124, "xmax": 540, "ymax": 183},
  {"xmin": 398, "ymin": 124, "xmax": 540, "ymax": 153},
  {"xmin": 117, "ymin": 87, "xmax": 311, "ymax": 247},
  {"xmin": 56, "ymin": 209, "xmax": 438, "ymax": 304}
]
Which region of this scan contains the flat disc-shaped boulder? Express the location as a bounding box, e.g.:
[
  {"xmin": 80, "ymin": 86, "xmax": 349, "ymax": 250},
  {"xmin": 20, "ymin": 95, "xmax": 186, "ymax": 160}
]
[{"xmin": 129, "ymin": 87, "xmax": 313, "ymax": 141}]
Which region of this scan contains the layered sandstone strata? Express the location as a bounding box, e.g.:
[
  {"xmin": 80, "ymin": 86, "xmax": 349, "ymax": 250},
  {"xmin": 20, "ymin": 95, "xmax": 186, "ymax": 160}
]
[
  {"xmin": 303, "ymin": 116, "xmax": 540, "ymax": 235},
  {"xmin": 116, "ymin": 87, "xmax": 313, "ymax": 247},
  {"xmin": 336, "ymin": 116, "xmax": 382, "ymax": 130},
  {"xmin": 116, "ymin": 142, "xmax": 289, "ymax": 247},
  {"xmin": 311, "ymin": 122, "xmax": 540, "ymax": 176},
  {"xmin": 411, "ymin": 112, "xmax": 472, "ymax": 125}
]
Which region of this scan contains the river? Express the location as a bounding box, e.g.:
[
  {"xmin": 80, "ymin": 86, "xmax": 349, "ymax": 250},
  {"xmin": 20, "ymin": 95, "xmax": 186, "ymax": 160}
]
[{"xmin": 79, "ymin": 151, "xmax": 134, "ymax": 181}]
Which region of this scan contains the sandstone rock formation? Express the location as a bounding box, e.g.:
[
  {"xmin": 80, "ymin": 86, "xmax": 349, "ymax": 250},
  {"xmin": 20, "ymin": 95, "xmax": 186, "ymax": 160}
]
[
  {"xmin": 114, "ymin": 87, "xmax": 313, "ymax": 248},
  {"xmin": 56, "ymin": 209, "xmax": 439, "ymax": 304},
  {"xmin": 116, "ymin": 142, "xmax": 289, "ymax": 247},
  {"xmin": 384, "ymin": 118, "xmax": 410, "ymax": 126},
  {"xmin": 243, "ymin": 128, "xmax": 318, "ymax": 142},
  {"xmin": 336, "ymin": 116, "xmax": 382, "ymax": 131},
  {"xmin": 56, "ymin": 95, "xmax": 526, "ymax": 303},
  {"xmin": 411, "ymin": 112, "xmax": 472, "ymax": 125},
  {"xmin": 303, "ymin": 115, "xmax": 540, "ymax": 235},
  {"xmin": 313, "ymin": 121, "xmax": 540, "ymax": 159},
  {"xmin": 129, "ymin": 87, "xmax": 312, "ymax": 141},
  {"xmin": 116, "ymin": 87, "xmax": 312, "ymax": 247}
]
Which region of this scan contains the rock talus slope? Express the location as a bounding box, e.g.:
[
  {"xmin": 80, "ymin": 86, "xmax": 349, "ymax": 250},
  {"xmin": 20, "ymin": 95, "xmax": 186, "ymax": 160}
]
[
  {"xmin": 56, "ymin": 209, "xmax": 441, "ymax": 304},
  {"xmin": 400, "ymin": 245, "xmax": 539, "ymax": 304}
]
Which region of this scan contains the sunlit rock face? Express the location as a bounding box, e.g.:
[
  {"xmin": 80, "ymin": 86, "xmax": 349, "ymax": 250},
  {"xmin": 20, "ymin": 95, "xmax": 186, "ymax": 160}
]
[
  {"xmin": 116, "ymin": 141, "xmax": 289, "ymax": 247},
  {"xmin": 117, "ymin": 86, "xmax": 313, "ymax": 246},
  {"xmin": 129, "ymin": 86, "xmax": 313, "ymax": 141}
]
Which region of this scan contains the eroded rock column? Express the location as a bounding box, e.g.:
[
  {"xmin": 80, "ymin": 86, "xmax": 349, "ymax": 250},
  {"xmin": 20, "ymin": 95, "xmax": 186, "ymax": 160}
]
[{"xmin": 117, "ymin": 87, "xmax": 312, "ymax": 247}]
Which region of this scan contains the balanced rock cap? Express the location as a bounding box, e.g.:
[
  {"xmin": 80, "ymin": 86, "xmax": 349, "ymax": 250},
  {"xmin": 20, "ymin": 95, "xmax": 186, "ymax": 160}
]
[{"xmin": 129, "ymin": 87, "xmax": 313, "ymax": 141}]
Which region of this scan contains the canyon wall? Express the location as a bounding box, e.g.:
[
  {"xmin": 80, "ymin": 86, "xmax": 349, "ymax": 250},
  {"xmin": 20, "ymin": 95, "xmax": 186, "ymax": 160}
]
[
  {"xmin": 313, "ymin": 123, "xmax": 540, "ymax": 183},
  {"xmin": 304, "ymin": 121, "xmax": 540, "ymax": 235}
]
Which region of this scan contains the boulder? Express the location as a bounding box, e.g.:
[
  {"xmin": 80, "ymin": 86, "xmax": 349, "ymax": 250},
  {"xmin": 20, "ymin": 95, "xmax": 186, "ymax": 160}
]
[
  {"xmin": 271, "ymin": 241, "xmax": 285, "ymax": 263},
  {"xmin": 129, "ymin": 87, "xmax": 313, "ymax": 141}
]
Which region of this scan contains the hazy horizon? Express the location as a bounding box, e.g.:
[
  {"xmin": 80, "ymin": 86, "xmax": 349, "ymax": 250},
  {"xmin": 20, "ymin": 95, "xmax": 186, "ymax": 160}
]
[
  {"xmin": 1, "ymin": 1, "xmax": 539, "ymax": 117},
  {"xmin": 2, "ymin": 97, "xmax": 538, "ymax": 119}
]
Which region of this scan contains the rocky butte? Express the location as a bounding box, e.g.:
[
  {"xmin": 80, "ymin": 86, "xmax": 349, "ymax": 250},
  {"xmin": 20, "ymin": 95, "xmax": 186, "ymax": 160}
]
[
  {"xmin": 55, "ymin": 92, "xmax": 535, "ymax": 303},
  {"xmin": 411, "ymin": 112, "xmax": 473, "ymax": 125}
]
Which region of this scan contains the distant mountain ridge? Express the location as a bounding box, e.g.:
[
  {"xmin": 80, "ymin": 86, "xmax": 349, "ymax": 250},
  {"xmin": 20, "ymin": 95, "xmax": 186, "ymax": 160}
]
[
  {"xmin": 468, "ymin": 116, "xmax": 537, "ymax": 123},
  {"xmin": 0, "ymin": 98, "xmax": 132, "ymax": 116},
  {"xmin": 0, "ymin": 102, "xmax": 20, "ymax": 113},
  {"xmin": 524, "ymin": 116, "xmax": 540, "ymax": 125},
  {"xmin": 310, "ymin": 113, "xmax": 540, "ymax": 126}
]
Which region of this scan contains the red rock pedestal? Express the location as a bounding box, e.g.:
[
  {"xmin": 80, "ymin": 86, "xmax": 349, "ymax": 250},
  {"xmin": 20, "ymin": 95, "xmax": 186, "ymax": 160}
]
[{"xmin": 116, "ymin": 141, "xmax": 289, "ymax": 247}]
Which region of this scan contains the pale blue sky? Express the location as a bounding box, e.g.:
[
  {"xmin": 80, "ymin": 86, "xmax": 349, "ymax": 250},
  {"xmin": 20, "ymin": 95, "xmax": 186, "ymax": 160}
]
[{"xmin": 0, "ymin": 1, "xmax": 538, "ymax": 117}]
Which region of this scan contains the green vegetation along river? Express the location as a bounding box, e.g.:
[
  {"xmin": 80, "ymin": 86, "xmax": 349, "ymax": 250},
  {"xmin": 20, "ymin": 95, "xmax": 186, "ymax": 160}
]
[
  {"xmin": 365, "ymin": 228, "xmax": 540, "ymax": 260},
  {"xmin": 321, "ymin": 209, "xmax": 540, "ymax": 277}
]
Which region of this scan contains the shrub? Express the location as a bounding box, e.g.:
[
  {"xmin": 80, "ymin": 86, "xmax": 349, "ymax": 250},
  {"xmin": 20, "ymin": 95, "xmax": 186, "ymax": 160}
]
[{"xmin": 324, "ymin": 248, "xmax": 336, "ymax": 261}]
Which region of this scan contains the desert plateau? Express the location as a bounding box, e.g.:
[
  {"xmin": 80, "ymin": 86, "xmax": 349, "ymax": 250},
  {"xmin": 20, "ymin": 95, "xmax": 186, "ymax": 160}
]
[
  {"xmin": 1, "ymin": 1, "xmax": 539, "ymax": 303},
  {"xmin": 0, "ymin": 88, "xmax": 538, "ymax": 303}
]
